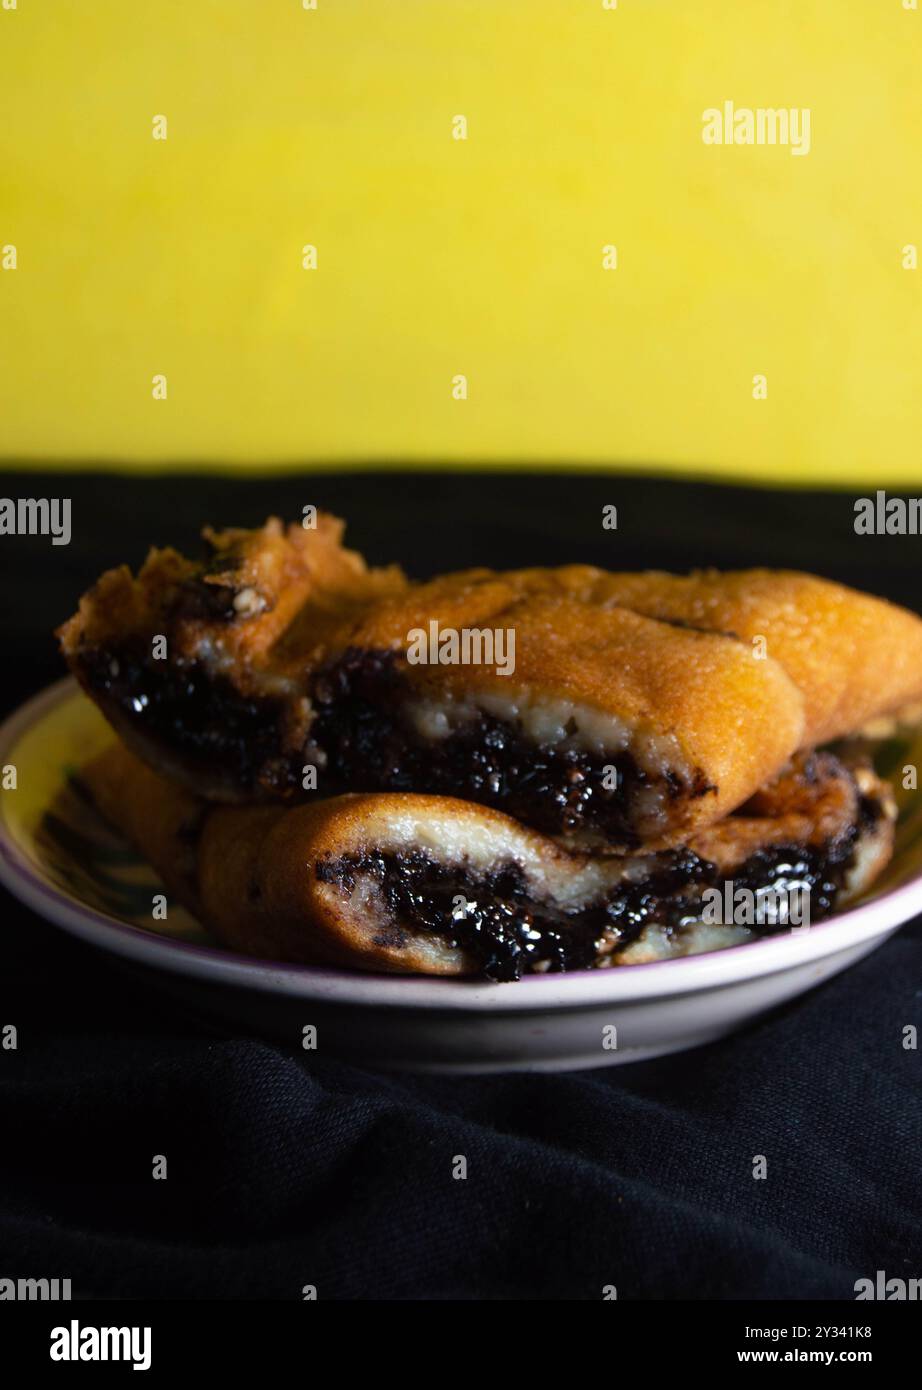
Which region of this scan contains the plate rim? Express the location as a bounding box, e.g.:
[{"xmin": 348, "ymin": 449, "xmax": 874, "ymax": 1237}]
[{"xmin": 1, "ymin": 676, "xmax": 918, "ymax": 1014}]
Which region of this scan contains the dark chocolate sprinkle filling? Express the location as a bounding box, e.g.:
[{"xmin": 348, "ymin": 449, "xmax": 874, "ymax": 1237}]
[
  {"xmin": 78, "ymin": 641, "xmax": 716, "ymax": 842},
  {"xmin": 316, "ymin": 828, "xmax": 862, "ymax": 982},
  {"xmin": 308, "ymin": 648, "xmax": 715, "ymax": 845},
  {"xmin": 79, "ymin": 643, "xmax": 300, "ymax": 796}
]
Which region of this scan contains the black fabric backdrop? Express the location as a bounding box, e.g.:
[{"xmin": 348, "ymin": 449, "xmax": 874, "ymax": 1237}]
[{"xmin": 1, "ymin": 470, "xmax": 920, "ymax": 1301}]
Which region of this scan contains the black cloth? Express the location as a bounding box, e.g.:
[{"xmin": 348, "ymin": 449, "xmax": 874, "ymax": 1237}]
[{"xmin": 1, "ymin": 470, "xmax": 920, "ymax": 1301}]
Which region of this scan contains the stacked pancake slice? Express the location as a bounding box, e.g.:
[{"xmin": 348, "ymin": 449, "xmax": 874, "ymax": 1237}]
[{"xmin": 58, "ymin": 515, "xmax": 919, "ymax": 980}]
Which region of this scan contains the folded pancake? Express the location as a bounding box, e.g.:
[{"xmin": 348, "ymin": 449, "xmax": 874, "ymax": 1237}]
[
  {"xmin": 81, "ymin": 742, "xmax": 895, "ymax": 981},
  {"xmin": 58, "ymin": 515, "xmax": 922, "ymax": 851},
  {"xmin": 307, "ymin": 590, "xmax": 807, "ymax": 850},
  {"xmin": 530, "ymin": 566, "xmax": 922, "ymax": 749}
]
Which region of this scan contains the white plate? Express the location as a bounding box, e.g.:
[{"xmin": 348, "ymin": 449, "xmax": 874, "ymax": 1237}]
[{"xmin": 2, "ymin": 677, "xmax": 921, "ymax": 1072}]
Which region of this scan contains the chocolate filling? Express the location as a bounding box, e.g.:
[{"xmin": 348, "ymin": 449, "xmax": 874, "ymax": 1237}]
[
  {"xmin": 308, "ymin": 649, "xmax": 715, "ymax": 845},
  {"xmin": 78, "ymin": 644, "xmax": 300, "ymax": 796},
  {"xmin": 78, "ymin": 641, "xmax": 715, "ymax": 841},
  {"xmin": 317, "ymin": 831, "xmax": 860, "ymax": 982}
]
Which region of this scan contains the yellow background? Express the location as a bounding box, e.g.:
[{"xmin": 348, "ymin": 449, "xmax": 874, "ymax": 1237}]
[{"xmin": 0, "ymin": 0, "xmax": 920, "ymax": 482}]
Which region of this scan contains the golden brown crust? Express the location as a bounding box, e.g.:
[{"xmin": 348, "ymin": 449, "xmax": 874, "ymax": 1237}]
[
  {"xmin": 349, "ymin": 561, "xmax": 922, "ymax": 749},
  {"xmin": 57, "ymin": 514, "xmax": 407, "ymax": 686},
  {"xmin": 567, "ymin": 567, "xmax": 922, "ymax": 748},
  {"xmin": 341, "ymin": 590, "xmax": 805, "ymax": 843},
  {"xmin": 687, "ymin": 750, "xmax": 890, "ymax": 870}
]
